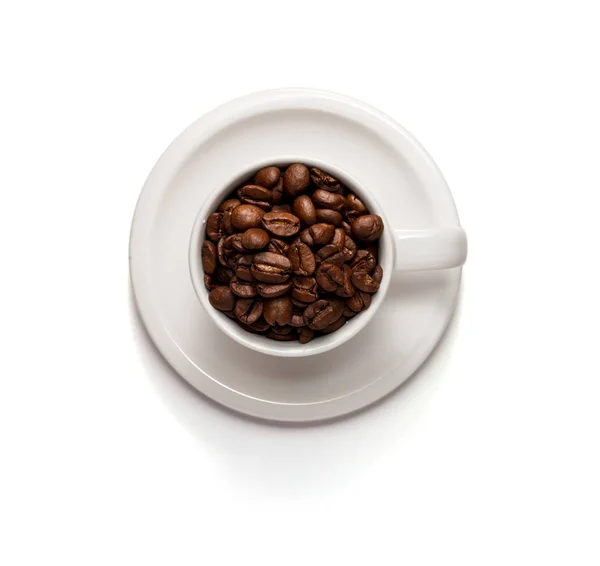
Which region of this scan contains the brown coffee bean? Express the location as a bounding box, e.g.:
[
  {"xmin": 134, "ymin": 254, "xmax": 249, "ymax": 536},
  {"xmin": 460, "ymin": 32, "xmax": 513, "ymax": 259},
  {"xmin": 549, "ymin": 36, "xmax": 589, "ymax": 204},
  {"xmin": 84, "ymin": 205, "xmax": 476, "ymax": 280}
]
[
  {"xmin": 310, "ymin": 167, "xmax": 342, "ymax": 193},
  {"xmin": 201, "ymin": 241, "xmax": 217, "ymax": 275},
  {"xmin": 309, "ymin": 223, "xmax": 335, "ymax": 245},
  {"xmin": 271, "ymin": 203, "xmax": 291, "ymax": 213},
  {"xmin": 263, "ymin": 296, "xmax": 293, "ymax": 326},
  {"xmin": 315, "ymin": 209, "xmax": 342, "ymax": 226},
  {"xmin": 237, "ymin": 184, "xmax": 272, "ymax": 209},
  {"xmin": 235, "ymin": 255, "xmax": 255, "ymax": 282},
  {"xmin": 217, "ymin": 199, "xmax": 241, "ymax": 213},
  {"xmin": 292, "ymin": 276, "xmax": 319, "ymax": 303},
  {"xmin": 222, "ymin": 210, "xmax": 235, "ymax": 234},
  {"xmin": 292, "ymin": 298, "xmax": 312, "ymax": 309},
  {"xmin": 346, "ymin": 290, "xmax": 371, "ymax": 312},
  {"xmin": 351, "ymin": 250, "xmax": 376, "ymax": 273},
  {"xmin": 372, "ymin": 265, "xmax": 383, "ymax": 283},
  {"xmin": 304, "ymin": 298, "xmax": 344, "ymax": 330},
  {"xmin": 338, "ymin": 235, "xmax": 357, "ymax": 263},
  {"xmin": 267, "ymin": 330, "xmax": 298, "ymax": 341},
  {"xmin": 254, "ymin": 166, "xmax": 280, "ymax": 189},
  {"xmin": 269, "ymin": 325, "xmax": 295, "ymax": 336},
  {"xmin": 315, "ymin": 262, "xmax": 344, "ymax": 292},
  {"xmin": 209, "ymin": 286, "xmax": 235, "ymax": 311},
  {"xmin": 226, "ymin": 233, "xmax": 246, "ymax": 253},
  {"xmin": 332, "ymin": 227, "xmax": 345, "ymax": 249},
  {"xmin": 351, "ymin": 214, "xmax": 384, "ymax": 242},
  {"xmin": 251, "ymin": 252, "xmax": 291, "ymax": 283},
  {"xmin": 298, "ymin": 228, "xmax": 314, "ymax": 247},
  {"xmin": 292, "ymin": 195, "xmax": 317, "ymax": 226},
  {"xmin": 298, "ymin": 328, "xmax": 315, "ymax": 343},
  {"xmin": 231, "ymin": 204, "xmax": 265, "ymax": 231},
  {"xmin": 203, "ymin": 274, "xmax": 213, "ymax": 290},
  {"xmin": 283, "ymin": 163, "xmax": 310, "ymax": 197},
  {"xmin": 256, "ymin": 281, "xmax": 292, "ymax": 299},
  {"xmin": 266, "ymin": 238, "xmax": 289, "ymax": 255},
  {"xmin": 234, "ymin": 297, "xmax": 263, "ymax": 325},
  {"xmin": 335, "ymin": 265, "xmax": 356, "ymax": 298},
  {"xmin": 315, "ymin": 244, "xmax": 345, "ymax": 266},
  {"xmin": 345, "ymin": 194, "xmax": 367, "ymax": 218},
  {"xmin": 289, "ymin": 311, "xmax": 307, "ymax": 327},
  {"xmin": 287, "ymin": 242, "xmax": 316, "ymax": 276},
  {"xmin": 270, "ymin": 177, "xmax": 284, "ymax": 204},
  {"xmin": 250, "ymin": 318, "xmax": 270, "ymax": 332},
  {"xmin": 352, "ymin": 271, "xmax": 381, "ymax": 293},
  {"xmin": 230, "ymin": 276, "xmax": 256, "ymax": 298},
  {"xmin": 217, "ymin": 237, "xmax": 237, "ymax": 268},
  {"xmin": 262, "ymin": 211, "xmax": 301, "ymax": 237},
  {"xmin": 320, "ymin": 316, "xmax": 347, "ymax": 334},
  {"xmin": 206, "ymin": 212, "xmax": 225, "ymax": 241},
  {"xmin": 223, "ymin": 310, "xmax": 237, "ymax": 319},
  {"xmin": 312, "ymin": 189, "xmax": 345, "ymax": 211},
  {"xmin": 341, "ymin": 221, "xmax": 352, "ymax": 237},
  {"xmin": 343, "ymin": 306, "xmax": 357, "ymax": 318},
  {"xmin": 215, "ymin": 266, "xmax": 234, "ymax": 285},
  {"xmin": 242, "ymin": 228, "xmax": 270, "ymax": 250}
]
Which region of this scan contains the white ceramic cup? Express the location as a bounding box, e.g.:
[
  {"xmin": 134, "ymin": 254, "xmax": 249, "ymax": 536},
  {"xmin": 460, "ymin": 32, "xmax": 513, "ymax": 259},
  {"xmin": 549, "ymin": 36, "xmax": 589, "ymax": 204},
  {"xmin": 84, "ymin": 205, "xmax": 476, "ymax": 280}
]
[{"xmin": 189, "ymin": 157, "xmax": 467, "ymax": 357}]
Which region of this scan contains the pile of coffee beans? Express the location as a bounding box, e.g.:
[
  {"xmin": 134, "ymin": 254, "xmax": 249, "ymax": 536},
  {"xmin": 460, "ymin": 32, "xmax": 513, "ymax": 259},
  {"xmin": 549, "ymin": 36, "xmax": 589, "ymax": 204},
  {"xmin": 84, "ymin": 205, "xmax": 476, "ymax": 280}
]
[{"xmin": 201, "ymin": 163, "xmax": 384, "ymax": 343}]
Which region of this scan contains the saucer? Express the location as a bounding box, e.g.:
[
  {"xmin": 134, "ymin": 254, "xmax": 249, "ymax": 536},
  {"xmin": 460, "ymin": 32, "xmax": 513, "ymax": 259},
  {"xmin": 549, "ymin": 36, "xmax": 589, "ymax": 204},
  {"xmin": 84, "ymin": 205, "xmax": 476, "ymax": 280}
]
[{"xmin": 129, "ymin": 89, "xmax": 463, "ymax": 422}]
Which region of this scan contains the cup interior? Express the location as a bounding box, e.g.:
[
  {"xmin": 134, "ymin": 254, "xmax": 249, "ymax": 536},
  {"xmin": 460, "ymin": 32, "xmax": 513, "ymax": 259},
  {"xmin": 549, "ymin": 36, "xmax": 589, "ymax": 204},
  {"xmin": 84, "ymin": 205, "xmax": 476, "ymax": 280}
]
[{"xmin": 189, "ymin": 157, "xmax": 393, "ymax": 357}]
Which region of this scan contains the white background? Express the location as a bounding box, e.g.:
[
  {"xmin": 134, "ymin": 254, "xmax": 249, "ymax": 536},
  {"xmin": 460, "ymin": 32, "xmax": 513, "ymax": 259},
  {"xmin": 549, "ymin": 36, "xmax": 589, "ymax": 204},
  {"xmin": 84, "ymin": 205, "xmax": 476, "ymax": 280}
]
[{"xmin": 1, "ymin": 1, "xmax": 599, "ymax": 564}]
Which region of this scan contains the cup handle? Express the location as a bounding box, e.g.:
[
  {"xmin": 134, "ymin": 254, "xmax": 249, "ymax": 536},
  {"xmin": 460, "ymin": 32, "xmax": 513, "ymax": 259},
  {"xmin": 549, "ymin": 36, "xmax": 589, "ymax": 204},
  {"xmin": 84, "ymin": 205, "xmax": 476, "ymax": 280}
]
[{"xmin": 393, "ymin": 227, "xmax": 467, "ymax": 271}]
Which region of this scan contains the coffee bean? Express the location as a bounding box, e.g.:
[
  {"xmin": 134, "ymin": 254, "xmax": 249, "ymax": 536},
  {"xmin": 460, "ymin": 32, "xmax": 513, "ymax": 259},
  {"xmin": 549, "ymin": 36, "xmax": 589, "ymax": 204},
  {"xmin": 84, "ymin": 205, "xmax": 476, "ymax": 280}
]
[
  {"xmin": 292, "ymin": 297, "xmax": 312, "ymax": 309},
  {"xmin": 230, "ymin": 276, "xmax": 257, "ymax": 298},
  {"xmin": 287, "ymin": 241, "xmax": 316, "ymax": 276},
  {"xmin": 217, "ymin": 199, "xmax": 241, "ymax": 213},
  {"xmin": 315, "ymin": 209, "xmax": 342, "ymax": 226},
  {"xmin": 254, "ymin": 166, "xmax": 281, "ymax": 189},
  {"xmin": 335, "ymin": 265, "xmax": 356, "ymax": 298},
  {"xmin": 283, "ymin": 163, "xmax": 310, "ymax": 197},
  {"xmin": 372, "ymin": 265, "xmax": 383, "ymax": 283},
  {"xmin": 343, "ymin": 306, "xmax": 357, "ymax": 318},
  {"xmin": 271, "ymin": 177, "xmax": 284, "ymax": 205},
  {"xmin": 351, "ymin": 214, "xmax": 384, "ymax": 242},
  {"xmin": 304, "ymin": 298, "xmax": 344, "ymax": 330},
  {"xmin": 242, "ymin": 228, "xmax": 270, "ymax": 250},
  {"xmin": 266, "ymin": 238, "xmax": 289, "ymax": 255},
  {"xmin": 223, "ymin": 310, "xmax": 237, "ymax": 319},
  {"xmin": 201, "ymin": 241, "xmax": 217, "ymax": 275},
  {"xmin": 292, "ymin": 195, "xmax": 317, "ymax": 226},
  {"xmin": 217, "ymin": 237, "xmax": 237, "ymax": 268},
  {"xmin": 206, "ymin": 212, "xmax": 225, "ymax": 241},
  {"xmin": 203, "ymin": 274, "xmax": 213, "ymax": 290},
  {"xmin": 289, "ymin": 311, "xmax": 307, "ymax": 327},
  {"xmin": 298, "ymin": 328, "xmax": 315, "ymax": 343},
  {"xmin": 223, "ymin": 210, "xmax": 235, "ymax": 234},
  {"xmin": 226, "ymin": 233, "xmax": 246, "ymax": 253},
  {"xmin": 271, "ymin": 203, "xmax": 291, "ymax": 213},
  {"xmin": 312, "ymin": 189, "xmax": 345, "ymax": 211},
  {"xmin": 352, "ymin": 271, "xmax": 381, "ymax": 293},
  {"xmin": 267, "ymin": 330, "xmax": 298, "ymax": 341},
  {"xmin": 339, "ymin": 235, "xmax": 357, "ymax": 262},
  {"xmin": 234, "ymin": 297, "xmax": 263, "ymax": 325},
  {"xmin": 320, "ymin": 316, "xmax": 347, "ymax": 334},
  {"xmin": 341, "ymin": 221, "xmax": 352, "ymax": 237},
  {"xmin": 310, "ymin": 167, "xmax": 342, "ymax": 193},
  {"xmin": 345, "ymin": 194, "xmax": 367, "ymax": 218},
  {"xmin": 351, "ymin": 249, "xmax": 376, "ymax": 273},
  {"xmin": 315, "ymin": 262, "xmax": 344, "ymax": 292},
  {"xmin": 251, "ymin": 252, "xmax": 291, "ymax": 283},
  {"xmin": 209, "ymin": 286, "xmax": 235, "ymax": 311},
  {"xmin": 270, "ymin": 325, "xmax": 295, "ymax": 336},
  {"xmin": 256, "ymin": 281, "xmax": 292, "ymax": 299},
  {"xmin": 215, "ymin": 266, "xmax": 234, "ymax": 285},
  {"xmin": 315, "ymin": 244, "xmax": 345, "ymax": 266},
  {"xmin": 332, "ymin": 227, "xmax": 345, "ymax": 249},
  {"xmin": 237, "ymin": 184, "xmax": 272, "ymax": 209},
  {"xmin": 235, "ymin": 255, "xmax": 255, "ymax": 282},
  {"xmin": 263, "ymin": 296, "xmax": 293, "ymax": 326},
  {"xmin": 309, "ymin": 223, "xmax": 335, "ymax": 245},
  {"xmin": 250, "ymin": 318, "xmax": 270, "ymax": 332},
  {"xmin": 292, "ymin": 276, "xmax": 319, "ymax": 303},
  {"xmin": 231, "ymin": 204, "xmax": 265, "ymax": 231},
  {"xmin": 346, "ymin": 290, "xmax": 371, "ymax": 312},
  {"xmin": 262, "ymin": 211, "xmax": 301, "ymax": 237}
]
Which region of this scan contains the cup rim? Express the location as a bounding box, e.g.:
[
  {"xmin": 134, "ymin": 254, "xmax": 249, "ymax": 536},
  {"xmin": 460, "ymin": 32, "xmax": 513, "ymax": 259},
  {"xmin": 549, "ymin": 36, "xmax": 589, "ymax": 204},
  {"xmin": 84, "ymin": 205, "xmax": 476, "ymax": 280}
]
[{"xmin": 189, "ymin": 156, "xmax": 394, "ymax": 357}]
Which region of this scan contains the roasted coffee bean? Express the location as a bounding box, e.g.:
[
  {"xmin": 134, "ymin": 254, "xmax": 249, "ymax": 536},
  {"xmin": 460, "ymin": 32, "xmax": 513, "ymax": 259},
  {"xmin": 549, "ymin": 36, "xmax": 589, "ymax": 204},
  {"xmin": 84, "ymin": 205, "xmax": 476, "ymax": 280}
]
[
  {"xmin": 237, "ymin": 184, "xmax": 272, "ymax": 209},
  {"xmin": 223, "ymin": 310, "xmax": 237, "ymax": 319},
  {"xmin": 287, "ymin": 242, "xmax": 316, "ymax": 276},
  {"xmin": 292, "ymin": 298, "xmax": 311, "ymax": 309},
  {"xmin": 298, "ymin": 228, "xmax": 315, "ymax": 247},
  {"xmin": 266, "ymin": 238, "xmax": 289, "ymax": 255},
  {"xmin": 336, "ymin": 265, "xmax": 356, "ymax": 298},
  {"xmin": 209, "ymin": 286, "xmax": 235, "ymax": 311},
  {"xmin": 263, "ymin": 296, "xmax": 293, "ymax": 326},
  {"xmin": 315, "ymin": 244, "xmax": 345, "ymax": 266},
  {"xmin": 343, "ymin": 306, "xmax": 357, "ymax": 318},
  {"xmin": 231, "ymin": 204, "xmax": 265, "ymax": 231},
  {"xmin": 250, "ymin": 318, "xmax": 270, "ymax": 332},
  {"xmin": 283, "ymin": 163, "xmax": 310, "ymax": 197},
  {"xmin": 237, "ymin": 320, "xmax": 264, "ymax": 334},
  {"xmin": 271, "ymin": 177, "xmax": 284, "ymax": 205},
  {"xmin": 298, "ymin": 328, "xmax": 315, "ymax": 343},
  {"xmin": 271, "ymin": 203, "xmax": 291, "ymax": 213},
  {"xmin": 267, "ymin": 330, "xmax": 298, "ymax": 341},
  {"xmin": 351, "ymin": 249, "xmax": 376, "ymax": 273},
  {"xmin": 304, "ymin": 298, "xmax": 344, "ymax": 330},
  {"xmin": 315, "ymin": 209, "xmax": 342, "ymax": 226},
  {"xmin": 292, "ymin": 195, "xmax": 317, "ymax": 226},
  {"xmin": 315, "ymin": 262, "xmax": 344, "ymax": 292},
  {"xmin": 338, "ymin": 235, "xmax": 357, "ymax": 263},
  {"xmin": 312, "ymin": 189, "xmax": 345, "ymax": 211},
  {"xmin": 262, "ymin": 211, "xmax": 301, "ymax": 237},
  {"xmin": 206, "ymin": 212, "xmax": 225, "ymax": 241},
  {"xmin": 230, "ymin": 276, "xmax": 256, "ymax": 298},
  {"xmin": 234, "ymin": 297, "xmax": 263, "ymax": 325},
  {"xmin": 254, "ymin": 166, "xmax": 280, "ymax": 189},
  {"xmin": 310, "ymin": 167, "xmax": 342, "ymax": 193},
  {"xmin": 203, "ymin": 274, "xmax": 213, "ymax": 290},
  {"xmin": 345, "ymin": 194, "xmax": 367, "ymax": 218},
  {"xmin": 222, "ymin": 210, "xmax": 235, "ymax": 234},
  {"xmin": 332, "ymin": 227, "xmax": 345, "ymax": 249},
  {"xmin": 351, "ymin": 214, "xmax": 384, "ymax": 242},
  {"xmin": 270, "ymin": 325, "xmax": 295, "ymax": 336},
  {"xmin": 226, "ymin": 233, "xmax": 246, "ymax": 253},
  {"xmin": 346, "ymin": 290, "xmax": 371, "ymax": 312},
  {"xmin": 217, "ymin": 199, "xmax": 241, "ymax": 213},
  {"xmin": 341, "ymin": 221, "xmax": 352, "ymax": 237},
  {"xmin": 242, "ymin": 228, "xmax": 270, "ymax": 250},
  {"xmin": 215, "ymin": 266, "xmax": 234, "ymax": 284},
  {"xmin": 256, "ymin": 281, "xmax": 292, "ymax": 299},
  {"xmin": 309, "ymin": 223, "xmax": 335, "ymax": 245},
  {"xmin": 372, "ymin": 265, "xmax": 383, "ymax": 283},
  {"xmin": 320, "ymin": 316, "xmax": 347, "ymax": 334},
  {"xmin": 235, "ymin": 255, "xmax": 255, "ymax": 282},
  {"xmin": 292, "ymin": 276, "xmax": 319, "ymax": 303},
  {"xmin": 201, "ymin": 241, "xmax": 217, "ymax": 275},
  {"xmin": 217, "ymin": 237, "xmax": 237, "ymax": 268},
  {"xmin": 251, "ymin": 252, "xmax": 291, "ymax": 283},
  {"xmin": 289, "ymin": 311, "xmax": 307, "ymax": 327},
  {"xmin": 352, "ymin": 271, "xmax": 381, "ymax": 293}
]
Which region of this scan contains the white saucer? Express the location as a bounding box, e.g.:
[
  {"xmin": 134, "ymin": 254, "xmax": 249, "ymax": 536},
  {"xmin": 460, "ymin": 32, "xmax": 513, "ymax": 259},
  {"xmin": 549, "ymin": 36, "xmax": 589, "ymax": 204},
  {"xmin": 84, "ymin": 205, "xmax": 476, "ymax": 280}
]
[{"xmin": 129, "ymin": 89, "xmax": 462, "ymax": 422}]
